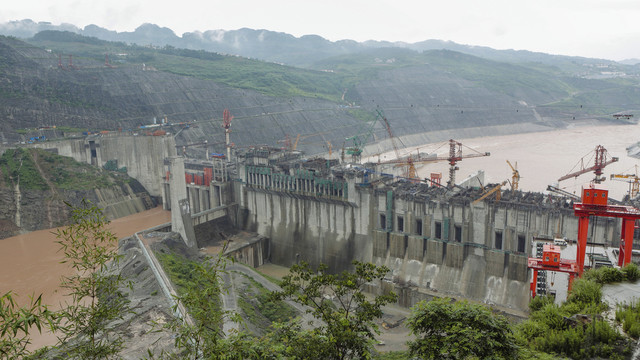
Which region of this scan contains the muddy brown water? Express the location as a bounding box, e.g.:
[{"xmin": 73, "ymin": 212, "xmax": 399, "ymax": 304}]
[{"xmin": 0, "ymin": 206, "xmax": 170, "ymax": 349}]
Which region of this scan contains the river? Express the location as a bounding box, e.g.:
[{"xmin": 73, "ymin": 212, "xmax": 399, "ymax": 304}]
[
  {"xmin": 371, "ymin": 122, "xmax": 640, "ymax": 200},
  {"xmin": 0, "ymin": 206, "xmax": 170, "ymax": 349},
  {"xmin": 0, "ymin": 206, "xmax": 170, "ymax": 309}
]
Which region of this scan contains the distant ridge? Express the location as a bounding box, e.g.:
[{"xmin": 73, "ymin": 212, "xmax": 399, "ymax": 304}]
[{"xmin": 0, "ymin": 19, "xmax": 620, "ymax": 67}]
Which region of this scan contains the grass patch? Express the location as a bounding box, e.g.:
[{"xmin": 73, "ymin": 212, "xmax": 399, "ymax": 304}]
[
  {"xmin": 616, "ymin": 300, "xmax": 640, "ymax": 338},
  {"xmin": 154, "ymin": 250, "xmax": 202, "ymax": 294},
  {"xmin": 0, "ymin": 148, "xmax": 48, "ymax": 190},
  {"xmin": 234, "ymin": 271, "xmax": 296, "ymax": 334}
]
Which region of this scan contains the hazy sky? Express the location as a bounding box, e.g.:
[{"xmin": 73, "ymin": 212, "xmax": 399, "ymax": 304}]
[{"xmin": 3, "ymin": 0, "xmax": 640, "ymax": 61}]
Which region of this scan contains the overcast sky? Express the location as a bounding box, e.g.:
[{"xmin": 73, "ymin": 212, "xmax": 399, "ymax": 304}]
[{"xmin": 3, "ymin": 0, "xmax": 640, "ymax": 61}]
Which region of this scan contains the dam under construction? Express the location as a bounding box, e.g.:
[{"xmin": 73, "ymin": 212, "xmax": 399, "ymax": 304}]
[{"xmin": 15, "ymin": 124, "xmax": 640, "ymax": 315}]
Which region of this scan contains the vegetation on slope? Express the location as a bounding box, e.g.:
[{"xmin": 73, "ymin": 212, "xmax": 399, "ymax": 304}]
[
  {"xmin": 23, "ymin": 31, "xmax": 640, "ymax": 118},
  {"xmin": 0, "ymin": 148, "xmax": 114, "ymax": 190}
]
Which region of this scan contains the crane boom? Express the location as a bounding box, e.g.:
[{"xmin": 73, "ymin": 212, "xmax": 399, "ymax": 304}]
[
  {"xmin": 558, "ymin": 145, "xmax": 618, "ymax": 183},
  {"xmin": 472, "ymin": 181, "xmax": 507, "ymax": 204}
]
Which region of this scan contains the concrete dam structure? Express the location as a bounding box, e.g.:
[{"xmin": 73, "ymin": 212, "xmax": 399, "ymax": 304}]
[
  {"xmin": 19, "ymin": 134, "xmax": 625, "ymax": 313},
  {"xmin": 157, "ymin": 146, "xmax": 622, "ymax": 313}
]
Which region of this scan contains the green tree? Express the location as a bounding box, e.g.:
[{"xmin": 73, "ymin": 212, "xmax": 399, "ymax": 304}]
[
  {"xmin": 54, "ymin": 200, "xmax": 131, "ymax": 359},
  {"xmin": 272, "ymin": 260, "xmax": 397, "ymax": 360},
  {"xmin": 407, "ymin": 297, "xmax": 518, "ymax": 360},
  {"xmin": 0, "ymin": 292, "xmax": 53, "ymax": 359}
]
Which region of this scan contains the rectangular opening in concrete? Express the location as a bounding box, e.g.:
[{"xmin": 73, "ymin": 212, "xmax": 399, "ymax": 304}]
[
  {"xmin": 442, "ymin": 242, "xmax": 447, "ymax": 261},
  {"xmin": 397, "ymin": 216, "xmax": 404, "ymax": 233},
  {"xmin": 517, "ymin": 234, "xmax": 526, "ymax": 253},
  {"xmin": 404, "ymin": 235, "xmax": 408, "ymax": 254},
  {"xmin": 423, "ymin": 238, "xmax": 427, "ymax": 257},
  {"xmin": 435, "ymin": 221, "xmax": 442, "ymax": 239},
  {"xmin": 504, "ymin": 253, "xmax": 510, "ymax": 272},
  {"xmin": 454, "ymin": 225, "xmax": 462, "ymax": 242},
  {"xmin": 416, "ymin": 219, "xmax": 423, "ymax": 236},
  {"xmin": 379, "ymin": 213, "xmax": 386, "ymax": 230},
  {"xmin": 495, "ymin": 231, "xmax": 503, "ymax": 250}
]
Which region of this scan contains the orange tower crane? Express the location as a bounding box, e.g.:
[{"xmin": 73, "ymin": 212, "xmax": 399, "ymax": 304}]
[{"xmin": 506, "ymin": 160, "xmax": 520, "ymax": 191}]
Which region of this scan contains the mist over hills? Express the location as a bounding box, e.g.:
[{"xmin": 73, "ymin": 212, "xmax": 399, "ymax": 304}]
[{"xmin": 1, "ymin": 19, "xmax": 635, "ymax": 68}]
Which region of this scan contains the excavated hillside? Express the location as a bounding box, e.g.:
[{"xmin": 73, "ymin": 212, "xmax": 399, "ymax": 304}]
[
  {"xmin": 0, "ymin": 148, "xmax": 154, "ymax": 238},
  {"xmin": 1, "ymin": 35, "xmax": 637, "ymax": 157}
]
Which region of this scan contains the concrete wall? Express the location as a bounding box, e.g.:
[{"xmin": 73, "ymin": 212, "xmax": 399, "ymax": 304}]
[
  {"xmin": 243, "ymin": 187, "xmax": 373, "ymax": 272},
  {"xmin": 240, "ymin": 176, "xmax": 624, "ymax": 312},
  {"xmin": 29, "ymin": 135, "xmax": 175, "ymax": 197}
]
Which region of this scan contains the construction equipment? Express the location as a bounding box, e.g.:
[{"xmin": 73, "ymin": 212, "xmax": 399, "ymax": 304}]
[
  {"xmin": 377, "ymin": 109, "xmax": 403, "ymax": 160},
  {"xmin": 472, "ymin": 181, "xmax": 507, "ymax": 204},
  {"xmin": 222, "ymin": 109, "xmax": 233, "ymax": 160},
  {"xmin": 558, "ymin": 145, "xmax": 618, "ymax": 184},
  {"xmin": 610, "ymin": 171, "xmax": 640, "ymax": 199},
  {"xmin": 506, "ymin": 160, "xmax": 520, "ymax": 191},
  {"xmin": 573, "ymin": 187, "xmax": 640, "ymax": 274},
  {"xmin": 546, "ymin": 185, "xmax": 581, "ymax": 201},
  {"xmin": 379, "ymin": 139, "xmax": 489, "ymax": 187},
  {"xmin": 345, "ymin": 111, "xmax": 384, "ymax": 163},
  {"xmin": 177, "ymin": 140, "xmax": 225, "ymax": 159}
]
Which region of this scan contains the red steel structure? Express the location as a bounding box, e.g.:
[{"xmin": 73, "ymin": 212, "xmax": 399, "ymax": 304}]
[
  {"xmin": 529, "ymin": 187, "xmax": 640, "ymax": 298},
  {"xmin": 573, "ymin": 187, "xmax": 640, "ymax": 272},
  {"xmin": 528, "ymin": 244, "xmax": 578, "ymax": 298}
]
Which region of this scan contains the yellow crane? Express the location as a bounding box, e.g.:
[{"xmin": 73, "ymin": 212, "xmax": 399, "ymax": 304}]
[
  {"xmin": 610, "ymin": 172, "xmax": 640, "ymax": 198},
  {"xmin": 506, "ymin": 160, "xmax": 520, "ymax": 191},
  {"xmin": 472, "ymin": 181, "xmax": 507, "ymax": 204}
]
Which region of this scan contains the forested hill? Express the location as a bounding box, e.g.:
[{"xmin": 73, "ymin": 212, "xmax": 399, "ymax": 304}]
[{"xmin": 0, "ymin": 32, "xmax": 638, "ymax": 156}]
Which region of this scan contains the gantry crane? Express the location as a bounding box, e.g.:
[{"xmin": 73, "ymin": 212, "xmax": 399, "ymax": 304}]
[
  {"xmin": 506, "ymin": 160, "xmax": 520, "ymax": 191},
  {"xmin": 558, "ymin": 145, "xmax": 618, "ymax": 184},
  {"xmin": 610, "ymin": 171, "xmax": 640, "ymax": 199}
]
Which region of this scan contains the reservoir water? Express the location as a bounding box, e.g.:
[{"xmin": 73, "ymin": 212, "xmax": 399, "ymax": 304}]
[{"xmin": 372, "ymin": 122, "xmax": 640, "ymax": 201}]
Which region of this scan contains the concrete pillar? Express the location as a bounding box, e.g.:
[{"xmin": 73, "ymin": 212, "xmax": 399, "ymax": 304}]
[{"xmin": 169, "ymin": 157, "xmax": 197, "ymax": 248}]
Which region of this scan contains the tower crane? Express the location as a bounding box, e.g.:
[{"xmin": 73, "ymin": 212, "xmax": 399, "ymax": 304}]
[
  {"xmin": 506, "ymin": 160, "xmax": 520, "ymax": 191},
  {"xmin": 379, "ymin": 139, "xmax": 490, "ymax": 187},
  {"xmin": 345, "ymin": 111, "xmax": 384, "ymax": 163},
  {"xmin": 610, "ymin": 172, "xmax": 640, "ymax": 199},
  {"xmin": 558, "ymin": 145, "xmax": 618, "ymax": 184},
  {"xmin": 222, "ymin": 109, "xmax": 233, "ymax": 160}
]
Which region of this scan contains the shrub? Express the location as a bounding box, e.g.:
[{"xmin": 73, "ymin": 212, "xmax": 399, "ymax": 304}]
[
  {"xmin": 529, "ymin": 295, "xmax": 554, "ymax": 313},
  {"xmin": 567, "ymin": 278, "xmax": 602, "ymax": 306},
  {"xmin": 622, "ymin": 263, "xmax": 640, "ymax": 282}
]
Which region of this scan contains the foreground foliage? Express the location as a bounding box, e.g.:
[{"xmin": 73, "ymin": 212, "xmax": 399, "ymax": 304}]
[
  {"xmin": 0, "ymin": 292, "xmax": 53, "ymax": 359},
  {"xmin": 515, "ymin": 278, "xmax": 631, "ymax": 359},
  {"xmin": 54, "ymin": 201, "xmax": 131, "ymax": 360},
  {"xmin": 406, "ymin": 297, "xmax": 518, "ymax": 359},
  {"xmin": 271, "ymin": 261, "xmax": 397, "ymax": 360}
]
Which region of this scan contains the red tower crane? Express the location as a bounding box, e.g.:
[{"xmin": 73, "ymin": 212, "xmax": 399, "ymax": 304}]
[
  {"xmin": 558, "ymin": 145, "xmax": 618, "ymax": 184},
  {"xmin": 222, "ymin": 109, "xmax": 233, "ymax": 160},
  {"xmin": 379, "ymin": 139, "xmax": 490, "ymax": 187}
]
